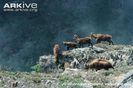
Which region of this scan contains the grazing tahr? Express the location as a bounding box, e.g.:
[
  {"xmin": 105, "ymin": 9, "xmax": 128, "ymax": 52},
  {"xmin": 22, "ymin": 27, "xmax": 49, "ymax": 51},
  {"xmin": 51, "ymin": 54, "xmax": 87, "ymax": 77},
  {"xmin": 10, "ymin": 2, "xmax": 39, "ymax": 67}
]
[
  {"xmin": 73, "ymin": 34, "xmax": 93, "ymax": 48},
  {"xmin": 63, "ymin": 41, "xmax": 77, "ymax": 50},
  {"xmin": 90, "ymin": 33, "xmax": 113, "ymax": 45},
  {"xmin": 85, "ymin": 59, "xmax": 114, "ymax": 71},
  {"xmin": 53, "ymin": 44, "xmax": 60, "ymax": 65}
]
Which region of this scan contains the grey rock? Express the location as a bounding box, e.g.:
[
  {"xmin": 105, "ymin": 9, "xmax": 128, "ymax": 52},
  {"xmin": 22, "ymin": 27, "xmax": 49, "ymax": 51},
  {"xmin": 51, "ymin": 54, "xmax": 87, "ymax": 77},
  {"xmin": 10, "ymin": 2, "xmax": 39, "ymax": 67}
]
[
  {"xmin": 117, "ymin": 70, "xmax": 133, "ymax": 88},
  {"xmin": 38, "ymin": 44, "xmax": 133, "ymax": 72}
]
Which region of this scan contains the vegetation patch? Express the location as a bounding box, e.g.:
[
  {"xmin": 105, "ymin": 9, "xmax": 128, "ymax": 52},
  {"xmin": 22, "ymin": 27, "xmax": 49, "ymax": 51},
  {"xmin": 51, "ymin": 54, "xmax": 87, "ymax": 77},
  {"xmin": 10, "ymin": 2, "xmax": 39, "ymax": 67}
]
[{"xmin": 58, "ymin": 74, "xmax": 83, "ymax": 88}]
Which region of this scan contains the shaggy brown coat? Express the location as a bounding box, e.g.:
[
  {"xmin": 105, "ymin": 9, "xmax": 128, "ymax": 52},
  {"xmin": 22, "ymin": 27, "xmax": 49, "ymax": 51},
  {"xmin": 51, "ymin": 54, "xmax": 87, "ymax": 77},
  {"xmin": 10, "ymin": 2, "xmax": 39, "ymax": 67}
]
[
  {"xmin": 86, "ymin": 59, "xmax": 114, "ymax": 71},
  {"xmin": 90, "ymin": 33, "xmax": 113, "ymax": 45},
  {"xmin": 53, "ymin": 44, "xmax": 60, "ymax": 65},
  {"xmin": 73, "ymin": 34, "xmax": 93, "ymax": 48},
  {"xmin": 63, "ymin": 41, "xmax": 77, "ymax": 50}
]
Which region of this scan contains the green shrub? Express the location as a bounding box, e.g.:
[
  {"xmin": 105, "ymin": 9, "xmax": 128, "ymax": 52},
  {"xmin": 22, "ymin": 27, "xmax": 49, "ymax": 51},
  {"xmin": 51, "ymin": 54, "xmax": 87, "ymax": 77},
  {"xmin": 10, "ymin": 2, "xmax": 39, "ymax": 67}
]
[{"xmin": 31, "ymin": 62, "xmax": 43, "ymax": 72}]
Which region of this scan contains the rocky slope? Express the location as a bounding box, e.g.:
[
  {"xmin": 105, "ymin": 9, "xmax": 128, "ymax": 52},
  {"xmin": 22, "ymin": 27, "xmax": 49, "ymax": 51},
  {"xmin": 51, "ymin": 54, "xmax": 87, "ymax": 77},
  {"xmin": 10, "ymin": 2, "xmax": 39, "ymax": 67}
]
[{"xmin": 1, "ymin": 44, "xmax": 133, "ymax": 88}]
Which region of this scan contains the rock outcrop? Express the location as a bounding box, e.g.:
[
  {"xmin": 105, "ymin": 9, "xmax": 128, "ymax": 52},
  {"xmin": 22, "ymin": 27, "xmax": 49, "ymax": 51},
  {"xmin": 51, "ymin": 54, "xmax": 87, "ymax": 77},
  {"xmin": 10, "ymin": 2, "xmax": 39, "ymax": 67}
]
[{"xmin": 38, "ymin": 44, "xmax": 133, "ymax": 72}]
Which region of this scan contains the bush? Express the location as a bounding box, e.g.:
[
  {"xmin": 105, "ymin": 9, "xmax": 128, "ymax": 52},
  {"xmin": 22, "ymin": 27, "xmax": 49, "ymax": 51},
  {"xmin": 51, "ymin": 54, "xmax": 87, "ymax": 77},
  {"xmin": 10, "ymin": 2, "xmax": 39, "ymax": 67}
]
[{"xmin": 31, "ymin": 62, "xmax": 43, "ymax": 72}]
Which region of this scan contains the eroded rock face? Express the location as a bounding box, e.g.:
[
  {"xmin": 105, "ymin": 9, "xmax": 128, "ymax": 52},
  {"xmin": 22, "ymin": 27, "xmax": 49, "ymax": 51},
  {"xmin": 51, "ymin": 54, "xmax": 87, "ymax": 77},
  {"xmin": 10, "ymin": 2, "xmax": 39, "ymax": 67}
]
[{"xmin": 38, "ymin": 44, "xmax": 133, "ymax": 72}]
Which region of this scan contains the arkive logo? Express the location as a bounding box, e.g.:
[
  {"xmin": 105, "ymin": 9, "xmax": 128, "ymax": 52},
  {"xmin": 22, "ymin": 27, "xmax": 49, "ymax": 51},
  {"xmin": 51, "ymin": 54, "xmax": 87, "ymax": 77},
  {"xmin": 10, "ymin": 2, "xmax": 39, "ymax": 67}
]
[{"xmin": 3, "ymin": 2, "xmax": 38, "ymax": 12}]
